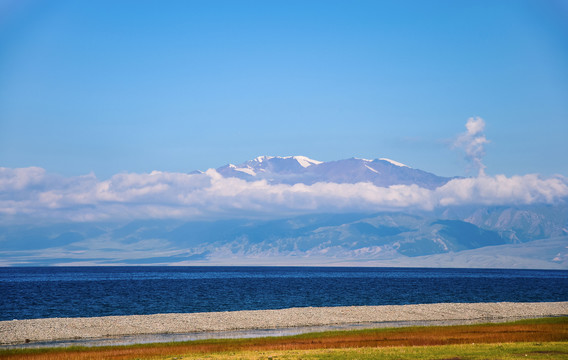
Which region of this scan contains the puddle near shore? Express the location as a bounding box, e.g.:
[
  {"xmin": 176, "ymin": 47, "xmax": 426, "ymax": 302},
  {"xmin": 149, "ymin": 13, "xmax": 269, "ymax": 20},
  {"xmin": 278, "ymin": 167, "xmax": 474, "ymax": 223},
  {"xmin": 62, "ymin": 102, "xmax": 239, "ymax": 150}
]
[{"xmin": 0, "ymin": 317, "xmax": 534, "ymax": 349}]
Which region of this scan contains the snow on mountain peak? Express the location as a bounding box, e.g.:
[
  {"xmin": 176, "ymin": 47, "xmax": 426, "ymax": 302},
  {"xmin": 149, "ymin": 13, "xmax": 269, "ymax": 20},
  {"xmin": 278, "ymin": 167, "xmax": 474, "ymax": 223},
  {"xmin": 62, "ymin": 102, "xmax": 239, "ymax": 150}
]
[
  {"xmin": 254, "ymin": 156, "xmax": 275, "ymax": 163},
  {"xmin": 379, "ymin": 158, "xmax": 409, "ymax": 168},
  {"xmin": 250, "ymin": 155, "xmax": 407, "ymax": 168},
  {"xmin": 290, "ymin": 156, "xmax": 323, "ymax": 168},
  {"xmin": 365, "ymin": 164, "xmax": 379, "ymax": 174},
  {"xmin": 228, "ymin": 163, "xmax": 256, "ymax": 175},
  {"xmin": 235, "ymin": 167, "xmax": 256, "ymax": 176},
  {"xmin": 251, "ymin": 155, "xmax": 322, "ymax": 168}
]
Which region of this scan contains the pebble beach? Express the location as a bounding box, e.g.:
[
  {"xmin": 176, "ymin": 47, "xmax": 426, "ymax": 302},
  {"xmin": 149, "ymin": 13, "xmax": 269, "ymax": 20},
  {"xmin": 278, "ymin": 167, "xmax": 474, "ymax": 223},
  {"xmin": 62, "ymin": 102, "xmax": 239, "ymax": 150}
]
[{"xmin": 1, "ymin": 301, "xmax": 566, "ymax": 346}]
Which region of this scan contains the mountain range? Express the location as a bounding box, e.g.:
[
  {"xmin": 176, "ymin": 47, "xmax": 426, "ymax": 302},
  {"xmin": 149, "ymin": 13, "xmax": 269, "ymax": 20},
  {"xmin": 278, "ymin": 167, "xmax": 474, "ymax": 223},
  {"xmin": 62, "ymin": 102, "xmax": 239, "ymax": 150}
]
[
  {"xmin": 214, "ymin": 156, "xmax": 452, "ymax": 189},
  {"xmin": 1, "ymin": 156, "xmax": 566, "ymax": 268}
]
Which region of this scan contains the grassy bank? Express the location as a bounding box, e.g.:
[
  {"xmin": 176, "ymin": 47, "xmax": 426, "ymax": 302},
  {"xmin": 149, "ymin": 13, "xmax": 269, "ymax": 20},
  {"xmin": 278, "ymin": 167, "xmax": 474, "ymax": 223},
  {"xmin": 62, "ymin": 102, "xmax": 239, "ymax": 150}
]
[
  {"xmin": 171, "ymin": 342, "xmax": 568, "ymax": 359},
  {"xmin": 1, "ymin": 317, "xmax": 566, "ymax": 360}
]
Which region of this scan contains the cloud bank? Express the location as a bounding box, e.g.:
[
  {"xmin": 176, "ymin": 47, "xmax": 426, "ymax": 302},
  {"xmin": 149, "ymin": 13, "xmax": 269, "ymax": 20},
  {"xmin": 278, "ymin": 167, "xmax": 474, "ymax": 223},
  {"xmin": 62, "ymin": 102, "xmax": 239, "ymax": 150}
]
[{"xmin": 1, "ymin": 167, "xmax": 566, "ymax": 224}]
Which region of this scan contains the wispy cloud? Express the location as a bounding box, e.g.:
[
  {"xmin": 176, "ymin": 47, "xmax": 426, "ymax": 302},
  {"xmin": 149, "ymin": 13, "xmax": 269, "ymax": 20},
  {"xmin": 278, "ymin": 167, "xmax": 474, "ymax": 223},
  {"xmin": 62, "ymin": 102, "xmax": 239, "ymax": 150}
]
[
  {"xmin": 454, "ymin": 117, "xmax": 489, "ymax": 176},
  {"xmin": 1, "ymin": 167, "xmax": 566, "ymax": 224}
]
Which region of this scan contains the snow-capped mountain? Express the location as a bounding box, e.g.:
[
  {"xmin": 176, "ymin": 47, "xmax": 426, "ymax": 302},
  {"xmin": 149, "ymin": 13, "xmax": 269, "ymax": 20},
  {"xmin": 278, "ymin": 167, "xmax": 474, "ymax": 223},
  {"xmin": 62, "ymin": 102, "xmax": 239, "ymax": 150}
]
[
  {"xmin": 216, "ymin": 156, "xmax": 451, "ymax": 189},
  {"xmin": 1, "ymin": 155, "xmax": 565, "ymax": 268}
]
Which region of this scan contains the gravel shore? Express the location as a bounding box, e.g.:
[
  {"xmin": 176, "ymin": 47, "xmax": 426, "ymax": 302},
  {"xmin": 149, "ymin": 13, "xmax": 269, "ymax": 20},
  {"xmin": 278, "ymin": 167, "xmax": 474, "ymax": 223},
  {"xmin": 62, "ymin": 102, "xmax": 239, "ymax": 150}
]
[{"xmin": 1, "ymin": 302, "xmax": 566, "ymax": 345}]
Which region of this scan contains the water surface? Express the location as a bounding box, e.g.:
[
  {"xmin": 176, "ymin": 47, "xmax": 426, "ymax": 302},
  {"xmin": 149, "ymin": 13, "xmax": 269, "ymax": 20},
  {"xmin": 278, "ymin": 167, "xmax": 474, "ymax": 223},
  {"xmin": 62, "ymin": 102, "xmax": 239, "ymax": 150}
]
[{"xmin": 1, "ymin": 266, "xmax": 566, "ymax": 321}]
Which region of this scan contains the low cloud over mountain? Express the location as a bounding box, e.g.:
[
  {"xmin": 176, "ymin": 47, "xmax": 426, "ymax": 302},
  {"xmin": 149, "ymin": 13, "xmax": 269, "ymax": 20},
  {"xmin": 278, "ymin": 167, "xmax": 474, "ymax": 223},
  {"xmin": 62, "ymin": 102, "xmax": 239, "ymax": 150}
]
[
  {"xmin": 1, "ymin": 157, "xmax": 566, "ymax": 224},
  {"xmin": 2, "ymin": 154, "xmax": 567, "ymax": 268}
]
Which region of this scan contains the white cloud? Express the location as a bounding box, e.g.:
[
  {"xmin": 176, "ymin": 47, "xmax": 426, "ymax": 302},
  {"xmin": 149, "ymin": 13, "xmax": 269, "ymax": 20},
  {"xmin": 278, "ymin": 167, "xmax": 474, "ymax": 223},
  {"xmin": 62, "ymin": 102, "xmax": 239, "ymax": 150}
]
[
  {"xmin": 435, "ymin": 174, "xmax": 568, "ymax": 206},
  {"xmin": 1, "ymin": 167, "xmax": 566, "ymax": 224},
  {"xmin": 454, "ymin": 117, "xmax": 489, "ymax": 176},
  {"xmin": 0, "ymin": 166, "xmax": 46, "ymax": 191}
]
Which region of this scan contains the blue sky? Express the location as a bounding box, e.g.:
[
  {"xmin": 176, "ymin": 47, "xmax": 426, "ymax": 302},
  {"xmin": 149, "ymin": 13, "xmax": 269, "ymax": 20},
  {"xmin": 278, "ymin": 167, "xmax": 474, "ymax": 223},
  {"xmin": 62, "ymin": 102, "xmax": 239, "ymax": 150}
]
[{"xmin": 1, "ymin": 0, "xmax": 567, "ymax": 179}]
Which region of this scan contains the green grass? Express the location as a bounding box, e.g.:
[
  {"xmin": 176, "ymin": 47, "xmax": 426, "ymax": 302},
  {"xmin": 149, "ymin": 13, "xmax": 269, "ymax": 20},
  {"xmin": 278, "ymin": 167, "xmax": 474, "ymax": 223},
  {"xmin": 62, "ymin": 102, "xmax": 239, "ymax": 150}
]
[{"xmin": 164, "ymin": 342, "xmax": 568, "ymax": 360}]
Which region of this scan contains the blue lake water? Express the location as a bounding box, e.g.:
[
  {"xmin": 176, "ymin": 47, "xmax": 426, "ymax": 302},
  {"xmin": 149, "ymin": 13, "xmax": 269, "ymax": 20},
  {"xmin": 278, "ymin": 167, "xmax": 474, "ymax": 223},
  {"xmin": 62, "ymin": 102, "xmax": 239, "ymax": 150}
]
[{"xmin": 0, "ymin": 266, "xmax": 566, "ymax": 321}]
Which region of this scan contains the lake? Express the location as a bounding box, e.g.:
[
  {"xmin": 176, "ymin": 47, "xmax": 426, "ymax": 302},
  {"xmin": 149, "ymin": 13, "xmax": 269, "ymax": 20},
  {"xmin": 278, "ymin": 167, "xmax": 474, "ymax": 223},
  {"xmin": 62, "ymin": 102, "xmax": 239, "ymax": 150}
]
[{"xmin": 0, "ymin": 266, "xmax": 566, "ymax": 320}]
